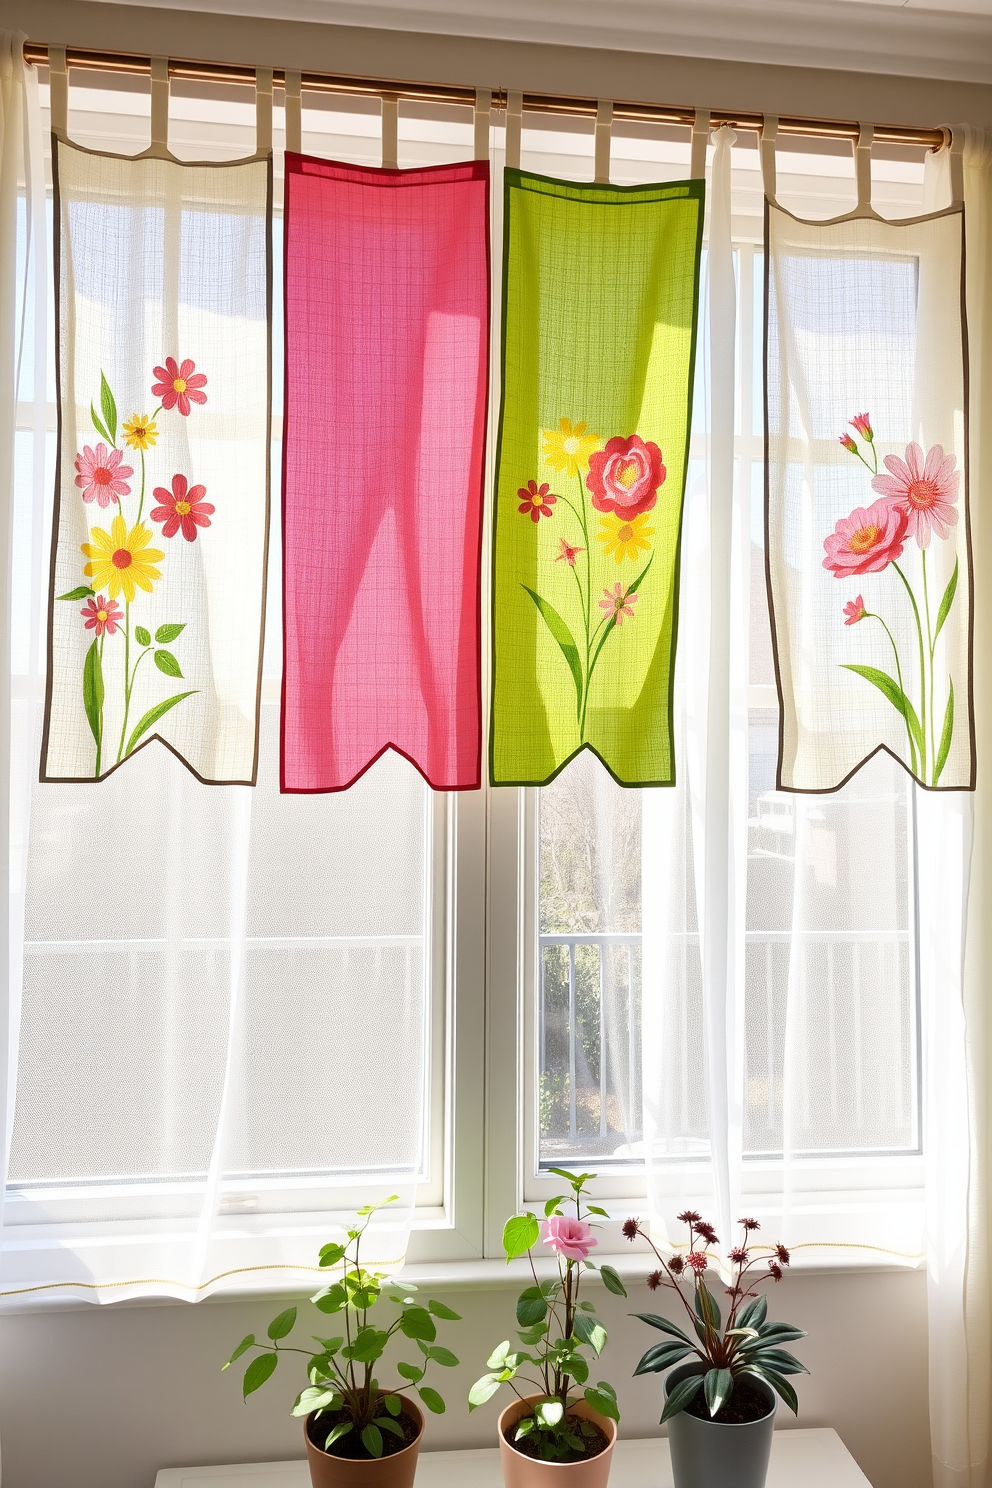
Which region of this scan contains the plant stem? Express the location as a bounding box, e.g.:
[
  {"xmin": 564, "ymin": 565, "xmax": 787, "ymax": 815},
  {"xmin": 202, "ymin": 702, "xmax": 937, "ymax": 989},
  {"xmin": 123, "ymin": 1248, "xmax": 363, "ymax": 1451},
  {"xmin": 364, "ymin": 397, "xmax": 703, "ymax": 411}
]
[
  {"xmin": 137, "ymin": 446, "xmax": 146, "ymax": 524},
  {"xmin": 116, "ymin": 601, "xmax": 131, "ymax": 763},
  {"xmin": 576, "ymin": 473, "xmax": 592, "ymax": 740},
  {"xmin": 921, "ymin": 548, "xmax": 936, "ymax": 779},
  {"xmin": 892, "ymin": 561, "xmax": 928, "ymax": 781},
  {"xmin": 866, "ymin": 612, "xmax": 918, "ymax": 776}
]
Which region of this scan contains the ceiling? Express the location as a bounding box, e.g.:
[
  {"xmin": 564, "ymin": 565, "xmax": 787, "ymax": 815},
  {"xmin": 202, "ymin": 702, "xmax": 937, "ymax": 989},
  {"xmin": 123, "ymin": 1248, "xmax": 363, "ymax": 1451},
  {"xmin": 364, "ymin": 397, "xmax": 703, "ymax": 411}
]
[{"xmin": 89, "ymin": 0, "xmax": 992, "ymax": 82}]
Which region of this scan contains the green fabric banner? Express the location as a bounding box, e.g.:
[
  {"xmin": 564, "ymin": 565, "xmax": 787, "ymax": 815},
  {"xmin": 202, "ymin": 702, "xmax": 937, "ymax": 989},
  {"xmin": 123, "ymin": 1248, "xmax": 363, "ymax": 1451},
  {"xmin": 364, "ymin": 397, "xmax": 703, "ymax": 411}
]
[{"xmin": 490, "ymin": 169, "xmax": 704, "ymax": 787}]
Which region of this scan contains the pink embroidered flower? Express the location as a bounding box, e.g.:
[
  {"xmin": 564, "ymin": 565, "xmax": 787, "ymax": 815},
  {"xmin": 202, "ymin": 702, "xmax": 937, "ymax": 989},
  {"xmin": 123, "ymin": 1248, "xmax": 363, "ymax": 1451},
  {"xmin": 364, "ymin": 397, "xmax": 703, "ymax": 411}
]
[
  {"xmin": 822, "ymin": 500, "xmax": 908, "ymax": 576},
  {"xmin": 838, "ymin": 432, "xmax": 858, "ymax": 454},
  {"xmin": 843, "ymin": 595, "xmax": 868, "ymax": 626},
  {"xmin": 555, "ymin": 537, "xmax": 585, "ymax": 566},
  {"xmin": 850, "ymin": 413, "xmax": 874, "ymax": 441},
  {"xmin": 871, "ymin": 442, "xmax": 960, "ymax": 548},
  {"xmin": 150, "ymin": 473, "xmax": 215, "ymax": 542},
  {"xmin": 541, "ymin": 1215, "xmax": 597, "ymax": 1262},
  {"xmin": 599, "ymin": 582, "xmax": 638, "ymax": 627},
  {"xmin": 518, "ymin": 480, "xmax": 557, "ymax": 522},
  {"xmin": 586, "ymin": 434, "xmax": 666, "ymax": 518},
  {"xmin": 151, "ymin": 357, "xmax": 208, "ymax": 416},
  {"xmin": 74, "ymin": 444, "xmax": 133, "ymax": 507},
  {"xmin": 80, "ymin": 593, "xmax": 122, "ymax": 637}
]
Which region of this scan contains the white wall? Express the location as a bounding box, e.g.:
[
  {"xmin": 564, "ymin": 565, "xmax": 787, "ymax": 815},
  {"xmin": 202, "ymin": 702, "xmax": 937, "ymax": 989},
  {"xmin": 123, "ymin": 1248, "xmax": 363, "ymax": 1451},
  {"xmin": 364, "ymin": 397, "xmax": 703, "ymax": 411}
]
[{"xmin": 0, "ymin": 1267, "xmax": 929, "ymax": 1488}]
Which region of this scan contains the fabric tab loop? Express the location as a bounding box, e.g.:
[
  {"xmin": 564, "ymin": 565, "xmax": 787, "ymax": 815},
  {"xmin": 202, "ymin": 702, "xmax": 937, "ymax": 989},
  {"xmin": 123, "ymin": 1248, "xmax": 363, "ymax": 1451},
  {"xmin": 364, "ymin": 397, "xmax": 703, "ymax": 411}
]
[
  {"xmin": 474, "ymin": 87, "xmax": 491, "ymax": 160},
  {"xmin": 855, "ymin": 122, "xmax": 874, "ymax": 209},
  {"xmin": 690, "ymin": 108, "xmax": 710, "ymax": 180},
  {"xmin": 594, "ymin": 99, "xmax": 613, "ymax": 184},
  {"xmin": 48, "ymin": 44, "xmax": 68, "ymax": 138},
  {"xmin": 284, "ymin": 71, "xmax": 302, "ymax": 156},
  {"xmin": 255, "ymin": 67, "xmax": 273, "ymax": 156},
  {"xmin": 381, "ymin": 95, "xmax": 398, "ymax": 169},
  {"xmin": 149, "ymin": 56, "xmax": 169, "ymax": 152},
  {"xmin": 505, "ymin": 90, "xmax": 522, "ymax": 170},
  {"xmin": 760, "ymin": 114, "xmax": 779, "ymax": 201}
]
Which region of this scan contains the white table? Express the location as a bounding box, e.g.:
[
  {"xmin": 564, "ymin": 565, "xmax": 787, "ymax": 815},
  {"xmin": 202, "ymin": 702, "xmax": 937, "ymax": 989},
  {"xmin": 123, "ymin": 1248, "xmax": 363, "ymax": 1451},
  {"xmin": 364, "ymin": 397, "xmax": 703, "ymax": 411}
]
[{"xmin": 155, "ymin": 1428, "xmax": 872, "ymax": 1487}]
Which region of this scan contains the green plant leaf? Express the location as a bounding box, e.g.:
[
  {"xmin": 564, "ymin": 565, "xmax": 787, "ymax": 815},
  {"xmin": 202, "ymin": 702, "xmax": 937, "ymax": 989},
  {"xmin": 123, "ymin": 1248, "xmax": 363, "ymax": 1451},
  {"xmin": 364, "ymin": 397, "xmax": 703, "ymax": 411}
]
[
  {"xmin": 468, "ymin": 1374, "xmax": 502, "ymax": 1409},
  {"xmin": 737, "ymin": 1296, "xmax": 767, "ymax": 1331},
  {"xmin": 562, "ymin": 1351, "xmax": 589, "ymax": 1384},
  {"xmin": 840, "ymin": 664, "xmax": 925, "ymax": 757},
  {"xmin": 399, "ymin": 1307, "xmax": 436, "ymax": 1343},
  {"xmin": 660, "ymin": 1372, "xmax": 704, "ymax": 1423},
  {"xmin": 704, "ymin": 1367, "xmax": 733, "ymax": 1418},
  {"xmin": 633, "ymin": 1342, "xmax": 696, "ymax": 1376},
  {"xmin": 313, "ymin": 1283, "xmax": 347, "ymax": 1314},
  {"xmin": 517, "ymin": 1323, "xmax": 548, "ymax": 1346},
  {"xmin": 572, "ymin": 1313, "xmax": 607, "ymax": 1356},
  {"xmin": 746, "ymin": 1323, "xmax": 806, "ymax": 1347},
  {"xmin": 124, "ymin": 689, "xmax": 197, "ymax": 756},
  {"xmin": 99, "ymin": 371, "xmax": 117, "ymax": 445},
  {"xmin": 154, "ymin": 648, "xmax": 183, "ymax": 679},
  {"xmin": 934, "ymin": 679, "xmax": 955, "ymax": 785},
  {"xmin": 545, "ymin": 1196, "xmax": 566, "ymax": 1217},
  {"xmin": 396, "ymin": 1361, "xmax": 424, "ymax": 1383},
  {"xmin": 134, "ymin": 625, "xmax": 152, "ymax": 648},
  {"xmin": 599, "ymin": 1264, "xmax": 627, "ymax": 1297},
  {"xmin": 418, "ymin": 1386, "xmax": 445, "ymax": 1414},
  {"xmin": 267, "ymin": 1307, "xmax": 297, "ymax": 1341},
  {"xmin": 291, "ymin": 1387, "xmax": 338, "ymax": 1418},
  {"xmin": 584, "ymin": 1387, "xmax": 620, "ymax": 1422},
  {"xmin": 374, "ymin": 1416, "xmax": 405, "ymax": 1440},
  {"xmin": 243, "ymin": 1352, "xmax": 277, "ymax": 1398},
  {"xmin": 516, "ymin": 1287, "xmax": 548, "ymax": 1328},
  {"xmin": 522, "ymin": 586, "xmax": 583, "ymax": 717},
  {"xmin": 631, "ymin": 1313, "xmax": 693, "ymax": 1344},
  {"xmin": 586, "ymin": 1205, "xmax": 610, "ymax": 1218},
  {"xmin": 535, "ymin": 1399, "xmax": 564, "ymax": 1428},
  {"xmin": 428, "ymin": 1300, "xmax": 461, "ymax": 1320},
  {"xmin": 744, "ymin": 1365, "xmax": 798, "ymax": 1415},
  {"xmin": 318, "ymin": 1243, "xmax": 347, "ymax": 1269},
  {"xmin": 155, "ymin": 623, "xmax": 186, "ymax": 644},
  {"xmin": 349, "ymin": 1328, "xmax": 389, "ymax": 1363},
  {"xmin": 361, "ymin": 1424, "xmax": 383, "ymax": 1458},
  {"xmin": 750, "ymin": 1347, "xmax": 808, "ymax": 1376},
  {"xmin": 82, "ymin": 639, "xmax": 104, "ymax": 750},
  {"xmin": 57, "ymin": 585, "xmax": 95, "ymax": 602},
  {"xmin": 427, "ymin": 1346, "xmax": 459, "ymax": 1368},
  {"xmin": 487, "ymin": 1341, "xmax": 511, "ymax": 1370},
  {"xmin": 382, "ymin": 1394, "xmax": 402, "ymax": 1416},
  {"xmin": 325, "ymin": 1423, "xmax": 353, "ymax": 1448},
  {"xmin": 503, "ymin": 1213, "xmax": 540, "ymax": 1262},
  {"xmin": 695, "ymin": 1283, "xmax": 721, "ymax": 1333},
  {"xmin": 222, "ymin": 1334, "xmax": 255, "ymax": 1369},
  {"xmin": 90, "ymin": 402, "xmax": 112, "ymax": 445},
  {"xmin": 934, "ymin": 556, "xmax": 959, "ymax": 643}
]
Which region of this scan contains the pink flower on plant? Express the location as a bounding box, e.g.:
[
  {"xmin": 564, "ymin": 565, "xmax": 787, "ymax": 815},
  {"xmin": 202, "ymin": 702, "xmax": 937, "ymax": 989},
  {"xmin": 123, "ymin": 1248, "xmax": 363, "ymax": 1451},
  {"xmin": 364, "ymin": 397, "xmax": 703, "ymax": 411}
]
[
  {"xmin": 151, "ymin": 357, "xmax": 208, "ymax": 416},
  {"xmin": 871, "ymin": 442, "xmax": 960, "ymax": 549},
  {"xmin": 850, "ymin": 413, "xmax": 874, "ymax": 441},
  {"xmin": 599, "ymin": 583, "xmax": 638, "ymax": 627},
  {"xmin": 843, "ymin": 595, "xmax": 868, "ymax": 626},
  {"xmin": 586, "ymin": 434, "xmax": 666, "ymax": 518},
  {"xmin": 541, "ymin": 1215, "xmax": 597, "ymax": 1262},
  {"xmin": 822, "ymin": 500, "xmax": 908, "ymax": 577},
  {"xmin": 838, "ymin": 432, "xmax": 858, "ymax": 454},
  {"xmin": 80, "ymin": 593, "xmax": 122, "ymax": 637},
  {"xmin": 555, "ymin": 537, "xmax": 585, "ymax": 566},
  {"xmin": 74, "ymin": 444, "xmax": 133, "ymax": 507},
  {"xmin": 687, "ymin": 1251, "xmax": 708, "ymax": 1274},
  {"xmin": 150, "ymin": 473, "xmax": 215, "ymax": 542}
]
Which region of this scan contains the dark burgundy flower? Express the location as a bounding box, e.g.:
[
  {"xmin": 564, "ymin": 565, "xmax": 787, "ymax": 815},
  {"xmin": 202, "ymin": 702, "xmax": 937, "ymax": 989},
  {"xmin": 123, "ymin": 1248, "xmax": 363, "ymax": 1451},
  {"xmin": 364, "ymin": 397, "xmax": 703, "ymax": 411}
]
[
  {"xmin": 739, "ymin": 1217, "xmax": 761, "ymax": 1231},
  {"xmin": 729, "ymin": 1247, "xmax": 748, "ymax": 1264},
  {"xmin": 769, "ymin": 1262, "xmax": 783, "ymax": 1281},
  {"xmin": 696, "ymin": 1223, "xmax": 719, "ymax": 1246},
  {"xmin": 622, "ymin": 1218, "xmax": 640, "ymax": 1241},
  {"xmin": 775, "ymin": 1244, "xmax": 791, "ymax": 1265},
  {"xmin": 668, "ymin": 1255, "xmax": 685, "ymax": 1276},
  {"xmin": 647, "ymin": 1269, "xmax": 663, "ymax": 1291},
  {"xmin": 676, "ymin": 1210, "xmax": 702, "ymax": 1225}
]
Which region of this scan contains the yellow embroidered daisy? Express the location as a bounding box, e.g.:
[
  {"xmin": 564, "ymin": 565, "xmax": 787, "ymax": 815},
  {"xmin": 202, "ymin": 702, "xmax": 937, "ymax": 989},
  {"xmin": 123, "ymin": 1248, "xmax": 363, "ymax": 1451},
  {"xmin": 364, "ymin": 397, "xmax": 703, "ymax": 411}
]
[
  {"xmin": 542, "ymin": 417, "xmax": 601, "ymax": 477},
  {"xmin": 595, "ymin": 510, "xmax": 655, "ymax": 564},
  {"xmin": 122, "ymin": 413, "xmax": 159, "ymax": 452},
  {"xmin": 81, "ymin": 514, "xmax": 165, "ymax": 603}
]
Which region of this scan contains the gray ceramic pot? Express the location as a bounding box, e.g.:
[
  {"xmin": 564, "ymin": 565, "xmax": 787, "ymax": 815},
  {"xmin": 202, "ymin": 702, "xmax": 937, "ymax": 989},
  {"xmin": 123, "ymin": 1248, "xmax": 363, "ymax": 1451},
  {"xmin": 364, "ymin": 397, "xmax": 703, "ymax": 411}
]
[{"xmin": 664, "ymin": 1364, "xmax": 776, "ymax": 1488}]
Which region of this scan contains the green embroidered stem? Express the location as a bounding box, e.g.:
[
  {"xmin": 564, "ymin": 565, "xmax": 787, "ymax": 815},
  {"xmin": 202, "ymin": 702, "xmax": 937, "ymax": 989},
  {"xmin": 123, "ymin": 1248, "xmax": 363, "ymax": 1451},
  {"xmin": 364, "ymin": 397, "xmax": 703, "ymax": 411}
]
[
  {"xmin": 116, "ymin": 601, "xmax": 131, "ymax": 764},
  {"xmin": 137, "ymin": 446, "xmax": 146, "ymax": 524},
  {"xmin": 95, "ymin": 633, "xmax": 104, "ymax": 778},
  {"xmin": 892, "ymin": 560, "xmax": 927, "ymax": 782},
  {"xmin": 867, "ymin": 611, "xmax": 917, "ymax": 777},
  {"xmin": 576, "ymin": 472, "xmax": 593, "ymax": 739},
  {"xmin": 921, "ymin": 548, "xmax": 936, "ymax": 780}
]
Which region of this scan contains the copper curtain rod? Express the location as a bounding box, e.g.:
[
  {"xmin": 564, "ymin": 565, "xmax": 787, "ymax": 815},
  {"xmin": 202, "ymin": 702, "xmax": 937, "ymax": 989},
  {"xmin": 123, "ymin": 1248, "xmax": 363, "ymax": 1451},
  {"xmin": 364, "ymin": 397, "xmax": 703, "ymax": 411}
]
[{"xmin": 21, "ymin": 41, "xmax": 946, "ymax": 150}]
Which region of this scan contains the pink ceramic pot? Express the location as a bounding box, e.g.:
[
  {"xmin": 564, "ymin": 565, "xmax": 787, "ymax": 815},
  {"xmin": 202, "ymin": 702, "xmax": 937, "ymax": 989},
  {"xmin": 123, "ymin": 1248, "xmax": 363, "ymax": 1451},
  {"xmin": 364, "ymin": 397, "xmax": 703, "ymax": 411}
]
[
  {"xmin": 304, "ymin": 1394, "xmax": 424, "ymax": 1488},
  {"xmin": 497, "ymin": 1395, "xmax": 617, "ymax": 1488}
]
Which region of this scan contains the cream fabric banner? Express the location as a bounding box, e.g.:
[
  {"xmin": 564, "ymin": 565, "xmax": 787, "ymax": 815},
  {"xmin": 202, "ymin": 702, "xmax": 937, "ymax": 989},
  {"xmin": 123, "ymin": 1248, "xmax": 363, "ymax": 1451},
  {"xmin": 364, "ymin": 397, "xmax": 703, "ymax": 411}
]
[
  {"xmin": 765, "ymin": 200, "xmax": 973, "ymax": 792},
  {"xmin": 41, "ymin": 138, "xmax": 271, "ymax": 783}
]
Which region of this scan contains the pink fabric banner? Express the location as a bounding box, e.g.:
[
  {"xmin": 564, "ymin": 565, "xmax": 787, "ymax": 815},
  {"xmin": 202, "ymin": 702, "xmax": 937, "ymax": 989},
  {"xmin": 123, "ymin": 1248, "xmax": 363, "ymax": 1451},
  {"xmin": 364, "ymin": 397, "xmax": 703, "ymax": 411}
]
[{"xmin": 281, "ymin": 154, "xmax": 490, "ymax": 792}]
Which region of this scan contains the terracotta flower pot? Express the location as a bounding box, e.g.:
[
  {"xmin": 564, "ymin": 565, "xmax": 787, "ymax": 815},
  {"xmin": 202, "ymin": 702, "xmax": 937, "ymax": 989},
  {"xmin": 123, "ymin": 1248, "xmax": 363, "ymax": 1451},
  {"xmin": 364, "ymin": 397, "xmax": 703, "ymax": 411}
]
[
  {"xmin": 304, "ymin": 1394, "xmax": 424, "ymax": 1488},
  {"xmin": 497, "ymin": 1394, "xmax": 617, "ymax": 1488}
]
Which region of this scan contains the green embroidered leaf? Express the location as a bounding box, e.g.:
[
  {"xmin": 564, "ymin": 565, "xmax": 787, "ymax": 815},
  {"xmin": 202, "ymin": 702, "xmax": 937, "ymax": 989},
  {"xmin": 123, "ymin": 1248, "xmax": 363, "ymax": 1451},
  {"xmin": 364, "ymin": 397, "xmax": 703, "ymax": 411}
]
[
  {"xmin": 90, "ymin": 402, "xmax": 112, "ymax": 445},
  {"xmin": 99, "ymin": 371, "xmax": 117, "ymax": 446},
  {"xmin": 841, "ymin": 664, "xmax": 924, "ymax": 757},
  {"xmin": 522, "ymin": 586, "xmax": 584, "ymax": 718},
  {"xmin": 134, "ymin": 626, "xmax": 152, "ymax": 648},
  {"xmin": 155, "ymin": 623, "xmax": 186, "ymax": 644},
  {"xmin": 125, "ymin": 689, "xmax": 197, "ymax": 757},
  {"xmin": 588, "ymin": 553, "xmax": 655, "ymax": 679},
  {"xmin": 57, "ymin": 586, "xmax": 95, "ymax": 602},
  {"xmin": 934, "ymin": 679, "xmax": 955, "ymax": 785},
  {"xmin": 82, "ymin": 639, "xmax": 104, "ymax": 751},
  {"xmin": 934, "ymin": 557, "xmax": 959, "ymax": 644},
  {"xmin": 154, "ymin": 649, "xmax": 183, "ymax": 678}
]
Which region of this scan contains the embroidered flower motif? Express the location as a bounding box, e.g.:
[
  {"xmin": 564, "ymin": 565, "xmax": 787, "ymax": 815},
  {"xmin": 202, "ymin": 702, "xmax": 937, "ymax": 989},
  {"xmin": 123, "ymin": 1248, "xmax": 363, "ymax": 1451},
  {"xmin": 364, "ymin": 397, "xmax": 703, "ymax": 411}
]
[
  {"xmin": 843, "ymin": 595, "xmax": 868, "ymax": 626},
  {"xmin": 81, "ymin": 514, "xmax": 165, "ymax": 603},
  {"xmin": 599, "ymin": 582, "xmax": 638, "ymax": 627},
  {"xmin": 871, "ymin": 442, "xmax": 960, "ymax": 549},
  {"xmin": 822, "ymin": 500, "xmax": 908, "ymax": 576},
  {"xmin": 122, "ymin": 414, "xmax": 159, "ymax": 452},
  {"xmin": 517, "ymin": 479, "xmax": 557, "ymax": 522},
  {"xmin": 540, "ymin": 1215, "xmax": 597, "ymax": 1262},
  {"xmin": 554, "ymin": 537, "xmax": 585, "ymax": 566},
  {"xmin": 150, "ymin": 473, "xmax": 215, "ymax": 542},
  {"xmin": 587, "ymin": 434, "xmax": 666, "ymax": 518},
  {"xmin": 80, "ymin": 593, "xmax": 123, "ymax": 638},
  {"xmin": 596, "ymin": 510, "xmax": 654, "ymax": 563},
  {"xmin": 838, "ymin": 432, "xmax": 858, "ymax": 454},
  {"xmin": 74, "ymin": 444, "xmax": 133, "ymax": 507},
  {"xmin": 850, "ymin": 413, "xmax": 874, "ymax": 441},
  {"xmin": 542, "ymin": 417, "xmax": 601, "ymax": 477},
  {"xmin": 152, "ymin": 357, "xmax": 208, "ymax": 416}
]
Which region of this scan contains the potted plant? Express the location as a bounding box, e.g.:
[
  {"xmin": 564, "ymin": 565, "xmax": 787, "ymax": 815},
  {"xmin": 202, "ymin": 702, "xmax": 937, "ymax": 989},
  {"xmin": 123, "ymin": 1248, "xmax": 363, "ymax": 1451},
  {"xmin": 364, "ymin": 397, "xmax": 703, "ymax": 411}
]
[
  {"xmin": 469, "ymin": 1167, "xmax": 628, "ymax": 1486},
  {"xmin": 622, "ymin": 1212, "xmax": 807, "ymax": 1488},
  {"xmin": 223, "ymin": 1198, "xmax": 461, "ymax": 1487}
]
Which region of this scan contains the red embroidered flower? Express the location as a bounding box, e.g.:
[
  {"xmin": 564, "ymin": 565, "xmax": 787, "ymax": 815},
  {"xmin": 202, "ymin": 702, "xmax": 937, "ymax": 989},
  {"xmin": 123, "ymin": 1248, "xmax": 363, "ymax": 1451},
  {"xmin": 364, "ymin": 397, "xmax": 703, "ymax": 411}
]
[
  {"xmin": 74, "ymin": 444, "xmax": 133, "ymax": 507},
  {"xmin": 843, "ymin": 595, "xmax": 868, "ymax": 626},
  {"xmin": 850, "ymin": 413, "xmax": 874, "ymax": 441},
  {"xmin": 80, "ymin": 593, "xmax": 122, "ymax": 637},
  {"xmin": 150, "ymin": 473, "xmax": 215, "ymax": 542},
  {"xmin": 586, "ymin": 434, "xmax": 666, "ymax": 518},
  {"xmin": 555, "ymin": 537, "xmax": 585, "ymax": 566},
  {"xmin": 518, "ymin": 480, "xmax": 557, "ymax": 522},
  {"xmin": 838, "ymin": 432, "xmax": 858, "ymax": 454},
  {"xmin": 871, "ymin": 442, "xmax": 960, "ymax": 549},
  {"xmin": 151, "ymin": 357, "xmax": 208, "ymax": 416},
  {"xmin": 822, "ymin": 500, "xmax": 908, "ymax": 577}
]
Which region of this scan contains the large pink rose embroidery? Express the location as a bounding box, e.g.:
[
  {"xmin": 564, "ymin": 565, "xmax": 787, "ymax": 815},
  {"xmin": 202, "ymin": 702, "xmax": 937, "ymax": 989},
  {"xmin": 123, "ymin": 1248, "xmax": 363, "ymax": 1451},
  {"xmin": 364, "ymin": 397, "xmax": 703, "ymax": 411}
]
[
  {"xmin": 822, "ymin": 499, "xmax": 909, "ymax": 577},
  {"xmin": 585, "ymin": 434, "xmax": 666, "ymax": 518}
]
